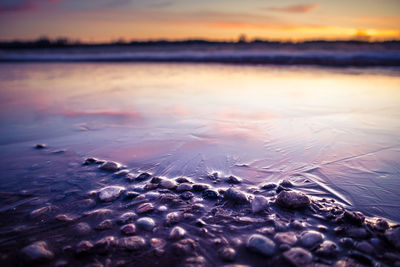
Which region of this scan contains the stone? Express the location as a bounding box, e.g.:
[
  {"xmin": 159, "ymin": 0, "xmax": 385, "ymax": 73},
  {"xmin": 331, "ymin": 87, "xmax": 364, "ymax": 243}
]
[
  {"xmin": 334, "ymin": 257, "xmax": 365, "ymax": 267},
  {"xmin": 144, "ymin": 183, "xmax": 158, "ymax": 191},
  {"xmin": 136, "ymin": 202, "xmax": 154, "ymax": 214},
  {"xmin": 246, "ymin": 234, "xmax": 276, "ymax": 257},
  {"xmin": 158, "ymin": 205, "xmax": 168, "ymax": 212},
  {"xmin": 150, "ymin": 238, "xmax": 166, "ymax": 249},
  {"xmin": 175, "ymin": 177, "xmax": 191, "ymax": 183},
  {"xmin": 185, "ymin": 256, "xmax": 207, "ymax": 266},
  {"xmin": 274, "ymin": 232, "xmax": 298, "ymax": 246},
  {"xmin": 252, "ymin": 195, "xmax": 268, "ymax": 213},
  {"xmin": 355, "ymin": 241, "xmax": 374, "ymax": 254},
  {"xmin": 74, "ymin": 222, "xmax": 91, "ymax": 235},
  {"xmin": 136, "ymin": 217, "xmax": 155, "ymax": 231},
  {"xmin": 283, "ymin": 247, "xmax": 312, "ymax": 267},
  {"xmin": 261, "ymin": 183, "xmax": 277, "ymax": 190},
  {"xmin": 346, "ymin": 227, "xmax": 368, "ymax": 239},
  {"xmin": 219, "ymin": 247, "xmax": 236, "ymax": 262},
  {"xmin": 176, "ymin": 183, "xmax": 192, "ymax": 192},
  {"xmin": 276, "ymin": 190, "xmax": 310, "ymax": 209},
  {"xmin": 96, "ymin": 219, "xmax": 112, "ymax": 230},
  {"xmin": 136, "ymin": 172, "xmax": 152, "ymax": 181},
  {"xmin": 342, "ymin": 211, "xmax": 365, "ymax": 226},
  {"xmin": 84, "ymin": 208, "xmax": 114, "ymax": 218},
  {"xmin": 279, "ymin": 179, "xmax": 293, "ymax": 187},
  {"xmin": 339, "ymin": 237, "xmax": 355, "ymax": 248},
  {"xmin": 192, "ymin": 183, "xmax": 210, "ymax": 192},
  {"xmin": 299, "ymin": 230, "xmax": 324, "ymax": 248},
  {"xmin": 83, "ymin": 157, "xmax": 98, "ymax": 165},
  {"xmin": 119, "ymin": 236, "xmax": 146, "ymax": 251},
  {"xmin": 316, "ymin": 240, "xmax": 338, "ymax": 256},
  {"xmin": 171, "ymin": 238, "xmax": 197, "ymax": 257},
  {"xmin": 21, "ymin": 241, "xmax": 54, "ymax": 262},
  {"xmin": 113, "ymin": 170, "xmax": 130, "ymax": 178},
  {"xmin": 226, "ymin": 175, "xmax": 242, "ymax": 184},
  {"xmin": 202, "ymin": 189, "xmax": 219, "ymax": 200},
  {"xmin": 76, "ymin": 241, "xmax": 93, "ymax": 255},
  {"xmin": 98, "ymin": 186, "xmax": 125, "ymax": 202},
  {"xmin": 195, "ymin": 219, "xmax": 206, "ymax": 227},
  {"xmin": 169, "ymin": 226, "xmax": 186, "ymax": 240},
  {"xmin": 385, "ymin": 227, "xmax": 400, "ymax": 250},
  {"xmin": 99, "ymin": 161, "xmax": 121, "ymax": 172},
  {"xmin": 224, "ymin": 188, "xmax": 248, "ymax": 203},
  {"xmin": 55, "ymin": 214, "xmax": 75, "ymax": 222},
  {"xmin": 123, "ymin": 191, "xmax": 140, "ymax": 200},
  {"xmin": 35, "ymin": 144, "xmax": 47, "ymax": 149},
  {"xmin": 257, "ymin": 227, "xmax": 275, "ymax": 236},
  {"xmin": 120, "ymin": 224, "xmax": 136, "ymax": 235},
  {"xmin": 30, "ymin": 206, "xmax": 55, "ymax": 218},
  {"xmin": 94, "ymin": 236, "xmax": 117, "ymax": 254},
  {"xmin": 181, "ymin": 191, "xmax": 194, "ymax": 200},
  {"xmin": 373, "ymin": 218, "xmax": 389, "ymax": 232},
  {"xmin": 166, "ymin": 212, "xmax": 182, "ymax": 226},
  {"xmin": 150, "ymin": 176, "xmax": 162, "ymax": 184},
  {"xmin": 159, "ymin": 179, "xmax": 178, "ymax": 189},
  {"xmin": 145, "ymin": 192, "xmax": 160, "ymax": 199},
  {"xmin": 117, "ymin": 212, "xmax": 137, "ymax": 225}
]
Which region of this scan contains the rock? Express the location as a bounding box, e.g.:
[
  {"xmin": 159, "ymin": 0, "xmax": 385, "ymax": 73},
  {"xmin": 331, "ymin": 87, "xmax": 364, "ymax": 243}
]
[
  {"xmin": 181, "ymin": 191, "xmax": 194, "ymax": 200},
  {"xmin": 158, "ymin": 205, "xmax": 168, "ymax": 212},
  {"xmin": 119, "ymin": 236, "xmax": 146, "ymax": 251},
  {"xmin": 55, "ymin": 214, "xmax": 75, "ymax": 222},
  {"xmin": 99, "ymin": 161, "xmax": 121, "ymax": 172},
  {"xmin": 283, "ymin": 247, "xmax": 312, "ymax": 267},
  {"xmin": 98, "ymin": 186, "xmax": 125, "ymax": 202},
  {"xmin": 94, "ymin": 236, "xmax": 118, "ymax": 254},
  {"xmin": 385, "ymin": 227, "xmax": 400, "ymax": 250},
  {"xmin": 35, "ymin": 144, "xmax": 47, "ymax": 149},
  {"xmin": 21, "ymin": 241, "xmax": 54, "ymax": 262},
  {"xmin": 373, "ymin": 218, "xmax": 389, "ymax": 232},
  {"xmin": 192, "ymin": 184, "xmax": 210, "ymax": 192},
  {"xmin": 136, "ymin": 203, "xmax": 154, "ymax": 214},
  {"xmin": 136, "ymin": 217, "xmax": 155, "ymax": 231},
  {"xmin": 279, "ymin": 179, "xmax": 293, "ymax": 187},
  {"xmin": 150, "ymin": 238, "xmax": 166, "ymax": 249},
  {"xmin": 299, "ymin": 230, "xmax": 324, "ymax": 248},
  {"xmin": 113, "ymin": 170, "xmax": 130, "ymax": 178},
  {"xmin": 274, "ymin": 232, "xmax": 298, "ymax": 246},
  {"xmin": 226, "ymin": 175, "xmax": 242, "ymax": 184},
  {"xmin": 290, "ymin": 220, "xmax": 306, "ymax": 230},
  {"xmin": 185, "ymin": 256, "xmax": 207, "ymax": 266},
  {"xmin": 166, "ymin": 212, "xmax": 182, "ymax": 226},
  {"xmin": 145, "ymin": 192, "xmax": 160, "ymax": 199},
  {"xmin": 30, "ymin": 206, "xmax": 55, "ymax": 218},
  {"xmin": 117, "ymin": 212, "xmax": 137, "ymax": 225},
  {"xmin": 207, "ymin": 172, "xmax": 219, "ymax": 181},
  {"xmin": 171, "ymin": 238, "xmax": 197, "ymax": 257},
  {"xmin": 252, "ymin": 195, "xmax": 268, "ymax": 213},
  {"xmin": 316, "ymin": 240, "xmax": 338, "ymax": 256},
  {"xmin": 257, "ymin": 227, "xmax": 275, "ymax": 236},
  {"xmin": 195, "ymin": 219, "xmax": 206, "ymax": 227},
  {"xmin": 150, "ymin": 176, "xmax": 162, "ymax": 184},
  {"xmin": 224, "ymin": 188, "xmax": 248, "ymax": 203},
  {"xmin": 276, "ymin": 190, "xmax": 310, "ymax": 209},
  {"xmin": 74, "ymin": 222, "xmax": 91, "ymax": 235},
  {"xmin": 261, "ymin": 183, "xmax": 277, "ymax": 190},
  {"xmin": 339, "ymin": 237, "xmax": 355, "ymax": 248},
  {"xmin": 159, "ymin": 179, "xmax": 178, "ymax": 190},
  {"xmin": 334, "ymin": 257, "xmax": 365, "ymax": 267},
  {"xmin": 120, "ymin": 224, "xmax": 136, "ymax": 235},
  {"xmin": 341, "ymin": 211, "xmax": 365, "ymax": 226},
  {"xmin": 219, "ymin": 247, "xmax": 236, "ymax": 262},
  {"xmin": 355, "ymin": 241, "xmax": 374, "ymax": 254},
  {"xmin": 84, "ymin": 208, "xmax": 114, "ymax": 218},
  {"xmin": 175, "ymin": 177, "xmax": 191, "ymax": 183},
  {"xmin": 246, "ymin": 234, "xmax": 276, "ymax": 257},
  {"xmin": 346, "ymin": 227, "xmax": 369, "ymax": 239},
  {"xmin": 123, "ymin": 191, "xmax": 140, "ymax": 200},
  {"xmin": 76, "ymin": 241, "xmax": 93, "ymax": 255},
  {"xmin": 136, "ymin": 172, "xmax": 152, "ymax": 181},
  {"xmin": 96, "ymin": 219, "xmax": 113, "ymax": 230},
  {"xmin": 176, "ymin": 183, "xmax": 192, "ymax": 192},
  {"xmin": 202, "ymin": 189, "xmax": 219, "ymax": 200},
  {"xmin": 83, "ymin": 157, "xmax": 98, "ymax": 165},
  {"xmin": 169, "ymin": 226, "xmax": 186, "ymax": 240}
]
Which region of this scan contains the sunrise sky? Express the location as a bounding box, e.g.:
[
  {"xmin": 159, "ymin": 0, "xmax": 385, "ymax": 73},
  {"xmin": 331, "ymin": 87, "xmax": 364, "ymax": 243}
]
[{"xmin": 0, "ymin": 0, "xmax": 399, "ymax": 42}]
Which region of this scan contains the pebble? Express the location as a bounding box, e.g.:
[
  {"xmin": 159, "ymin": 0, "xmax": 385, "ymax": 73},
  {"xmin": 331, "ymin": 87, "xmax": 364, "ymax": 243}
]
[
  {"xmin": 219, "ymin": 247, "xmax": 236, "ymax": 262},
  {"xmin": 176, "ymin": 183, "xmax": 192, "ymax": 192},
  {"xmin": 76, "ymin": 241, "xmax": 93, "ymax": 255},
  {"xmin": 83, "ymin": 157, "xmax": 98, "ymax": 165},
  {"xmin": 283, "ymin": 247, "xmax": 312, "ymax": 267},
  {"xmin": 74, "ymin": 222, "xmax": 91, "ymax": 235},
  {"xmin": 136, "ymin": 203, "xmax": 155, "ymax": 214},
  {"xmin": 341, "ymin": 211, "xmax": 365, "ymax": 226},
  {"xmin": 120, "ymin": 224, "xmax": 136, "ymax": 235},
  {"xmin": 175, "ymin": 177, "xmax": 191, "ymax": 183},
  {"xmin": 223, "ymin": 188, "xmax": 248, "ymax": 203},
  {"xmin": 385, "ymin": 227, "xmax": 400, "ymax": 250},
  {"xmin": 226, "ymin": 175, "xmax": 242, "ymax": 184},
  {"xmin": 123, "ymin": 191, "xmax": 140, "ymax": 200},
  {"xmin": 339, "ymin": 237, "xmax": 355, "ymax": 248},
  {"xmin": 169, "ymin": 226, "xmax": 186, "ymax": 240},
  {"xmin": 119, "ymin": 236, "xmax": 146, "ymax": 251},
  {"xmin": 261, "ymin": 183, "xmax": 277, "ymax": 190},
  {"xmin": 195, "ymin": 218, "xmax": 206, "ymax": 227},
  {"xmin": 136, "ymin": 172, "xmax": 152, "ymax": 181},
  {"xmin": 252, "ymin": 195, "xmax": 268, "ymax": 213},
  {"xmin": 136, "ymin": 217, "xmax": 155, "ymax": 231},
  {"xmin": 21, "ymin": 241, "xmax": 54, "ymax": 262},
  {"xmin": 99, "ymin": 161, "xmax": 121, "ymax": 172},
  {"xmin": 84, "ymin": 208, "xmax": 114, "ymax": 218},
  {"xmin": 355, "ymin": 241, "xmax": 375, "ymax": 254},
  {"xmin": 257, "ymin": 227, "xmax": 275, "ymax": 236},
  {"xmin": 96, "ymin": 219, "xmax": 113, "ymax": 230},
  {"xmin": 276, "ymin": 190, "xmax": 310, "ymax": 209},
  {"xmin": 94, "ymin": 236, "xmax": 118, "ymax": 254},
  {"xmin": 316, "ymin": 240, "xmax": 338, "ymax": 256},
  {"xmin": 246, "ymin": 234, "xmax": 276, "ymax": 257},
  {"xmin": 202, "ymin": 189, "xmax": 219, "ymax": 200},
  {"xmin": 299, "ymin": 230, "xmax": 324, "ymax": 248},
  {"xmin": 98, "ymin": 186, "xmax": 125, "ymax": 202},
  {"xmin": 171, "ymin": 238, "xmax": 197, "ymax": 257},
  {"xmin": 159, "ymin": 179, "xmax": 178, "ymax": 190},
  {"xmin": 35, "ymin": 144, "xmax": 47, "ymax": 149},
  {"xmin": 166, "ymin": 211, "xmax": 182, "ymax": 225},
  {"xmin": 274, "ymin": 232, "xmax": 298, "ymax": 246},
  {"xmin": 192, "ymin": 183, "xmax": 210, "ymax": 192},
  {"xmin": 158, "ymin": 205, "xmax": 168, "ymax": 212},
  {"xmin": 55, "ymin": 214, "xmax": 75, "ymax": 222},
  {"xmin": 373, "ymin": 218, "xmax": 389, "ymax": 232},
  {"xmin": 181, "ymin": 191, "xmax": 194, "ymax": 200},
  {"xmin": 113, "ymin": 170, "xmax": 130, "ymax": 178},
  {"xmin": 279, "ymin": 179, "xmax": 293, "ymax": 187}
]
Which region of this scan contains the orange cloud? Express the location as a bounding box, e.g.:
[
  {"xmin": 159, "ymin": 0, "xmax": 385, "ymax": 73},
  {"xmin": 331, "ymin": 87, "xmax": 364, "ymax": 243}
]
[{"xmin": 266, "ymin": 4, "xmax": 320, "ymax": 13}]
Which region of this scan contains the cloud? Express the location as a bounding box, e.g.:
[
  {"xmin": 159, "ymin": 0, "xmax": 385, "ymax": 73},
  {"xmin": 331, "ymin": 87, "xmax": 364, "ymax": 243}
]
[
  {"xmin": 266, "ymin": 4, "xmax": 319, "ymax": 13},
  {"xmin": 0, "ymin": 0, "xmax": 62, "ymax": 13}
]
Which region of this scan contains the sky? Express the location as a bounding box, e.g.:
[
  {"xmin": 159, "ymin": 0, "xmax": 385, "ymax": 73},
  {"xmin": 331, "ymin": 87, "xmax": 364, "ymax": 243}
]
[{"xmin": 0, "ymin": 0, "xmax": 399, "ymax": 42}]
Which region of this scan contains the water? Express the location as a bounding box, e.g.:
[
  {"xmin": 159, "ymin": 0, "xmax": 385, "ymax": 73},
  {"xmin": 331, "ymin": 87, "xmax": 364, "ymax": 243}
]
[{"xmin": 0, "ymin": 63, "xmax": 399, "ymax": 222}]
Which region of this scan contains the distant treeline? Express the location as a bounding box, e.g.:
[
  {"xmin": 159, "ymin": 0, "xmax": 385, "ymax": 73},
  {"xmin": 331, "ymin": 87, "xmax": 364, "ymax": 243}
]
[{"xmin": 1, "ymin": 37, "xmax": 400, "ymax": 49}]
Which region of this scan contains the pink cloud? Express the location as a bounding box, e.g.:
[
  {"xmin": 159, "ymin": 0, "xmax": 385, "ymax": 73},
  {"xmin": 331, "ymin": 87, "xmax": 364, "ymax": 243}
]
[{"xmin": 266, "ymin": 4, "xmax": 320, "ymax": 13}]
